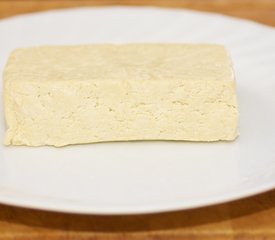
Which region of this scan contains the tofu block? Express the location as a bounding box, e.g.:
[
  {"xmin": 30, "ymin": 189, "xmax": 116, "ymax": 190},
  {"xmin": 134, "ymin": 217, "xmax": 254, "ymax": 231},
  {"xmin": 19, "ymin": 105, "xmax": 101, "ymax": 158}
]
[{"xmin": 3, "ymin": 44, "xmax": 239, "ymax": 147}]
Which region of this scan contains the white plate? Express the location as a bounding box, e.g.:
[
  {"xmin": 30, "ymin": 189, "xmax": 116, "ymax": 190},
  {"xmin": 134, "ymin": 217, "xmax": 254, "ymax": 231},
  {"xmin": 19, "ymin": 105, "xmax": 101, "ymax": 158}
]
[{"xmin": 0, "ymin": 7, "xmax": 275, "ymax": 215}]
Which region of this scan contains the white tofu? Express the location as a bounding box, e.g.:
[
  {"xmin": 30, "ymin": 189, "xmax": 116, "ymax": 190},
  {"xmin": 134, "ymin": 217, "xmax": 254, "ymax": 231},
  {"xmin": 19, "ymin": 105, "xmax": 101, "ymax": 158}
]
[{"xmin": 3, "ymin": 44, "xmax": 239, "ymax": 146}]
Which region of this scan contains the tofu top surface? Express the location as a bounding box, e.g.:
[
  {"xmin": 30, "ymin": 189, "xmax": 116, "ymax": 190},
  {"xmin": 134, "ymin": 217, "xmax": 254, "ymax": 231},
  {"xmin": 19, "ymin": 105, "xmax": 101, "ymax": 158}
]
[{"xmin": 4, "ymin": 44, "xmax": 234, "ymax": 82}]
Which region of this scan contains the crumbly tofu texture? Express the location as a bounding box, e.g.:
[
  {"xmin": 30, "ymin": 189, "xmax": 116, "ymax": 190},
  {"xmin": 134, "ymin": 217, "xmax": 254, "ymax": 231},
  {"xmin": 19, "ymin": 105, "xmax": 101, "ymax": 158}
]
[{"xmin": 4, "ymin": 44, "xmax": 239, "ymax": 147}]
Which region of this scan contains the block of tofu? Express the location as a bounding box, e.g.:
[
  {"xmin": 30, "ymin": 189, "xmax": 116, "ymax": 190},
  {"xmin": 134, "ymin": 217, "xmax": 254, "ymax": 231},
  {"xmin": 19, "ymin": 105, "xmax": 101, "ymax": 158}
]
[{"xmin": 3, "ymin": 44, "xmax": 238, "ymax": 147}]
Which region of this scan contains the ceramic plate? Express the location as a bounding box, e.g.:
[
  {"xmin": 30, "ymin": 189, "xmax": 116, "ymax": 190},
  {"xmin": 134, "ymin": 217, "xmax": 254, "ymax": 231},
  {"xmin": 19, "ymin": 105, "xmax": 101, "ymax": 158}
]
[{"xmin": 0, "ymin": 7, "xmax": 275, "ymax": 214}]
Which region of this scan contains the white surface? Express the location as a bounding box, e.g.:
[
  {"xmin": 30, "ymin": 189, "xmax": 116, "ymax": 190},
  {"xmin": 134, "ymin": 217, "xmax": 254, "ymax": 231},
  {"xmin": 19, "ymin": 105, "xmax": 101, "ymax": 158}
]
[{"xmin": 0, "ymin": 7, "xmax": 275, "ymax": 215}]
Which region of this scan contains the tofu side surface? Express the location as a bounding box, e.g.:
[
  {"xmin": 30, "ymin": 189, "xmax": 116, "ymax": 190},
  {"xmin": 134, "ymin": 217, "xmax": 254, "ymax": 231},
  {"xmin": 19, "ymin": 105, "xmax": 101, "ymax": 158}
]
[{"xmin": 3, "ymin": 44, "xmax": 239, "ymax": 146}]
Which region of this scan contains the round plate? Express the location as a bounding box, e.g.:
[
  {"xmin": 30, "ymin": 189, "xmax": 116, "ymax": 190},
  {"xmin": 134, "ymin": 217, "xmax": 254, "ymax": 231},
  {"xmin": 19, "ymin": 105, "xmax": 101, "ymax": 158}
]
[{"xmin": 0, "ymin": 7, "xmax": 275, "ymax": 215}]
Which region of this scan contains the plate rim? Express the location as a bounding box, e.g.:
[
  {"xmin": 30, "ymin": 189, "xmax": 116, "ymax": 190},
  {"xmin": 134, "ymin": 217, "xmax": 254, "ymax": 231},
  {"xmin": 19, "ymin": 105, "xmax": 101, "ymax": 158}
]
[{"xmin": 0, "ymin": 180, "xmax": 275, "ymax": 215}]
